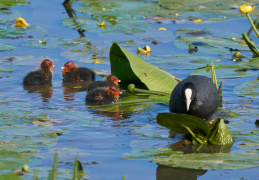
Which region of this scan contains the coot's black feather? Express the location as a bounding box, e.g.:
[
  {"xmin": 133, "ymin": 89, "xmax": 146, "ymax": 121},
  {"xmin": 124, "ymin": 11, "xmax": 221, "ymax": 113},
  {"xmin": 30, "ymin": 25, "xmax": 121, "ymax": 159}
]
[{"xmin": 169, "ymin": 75, "xmax": 219, "ymax": 121}]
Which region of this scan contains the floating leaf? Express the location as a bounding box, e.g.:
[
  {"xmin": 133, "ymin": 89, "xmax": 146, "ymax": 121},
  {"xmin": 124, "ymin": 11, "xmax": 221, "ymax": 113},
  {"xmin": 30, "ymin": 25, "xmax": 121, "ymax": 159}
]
[
  {"xmin": 234, "ymin": 79, "xmax": 259, "ymax": 98},
  {"xmin": 110, "ymin": 42, "xmax": 178, "ymax": 93},
  {"xmin": 174, "ymin": 28, "xmax": 250, "ymax": 55},
  {"xmin": 0, "ymin": 0, "xmax": 29, "ymax": 8},
  {"xmin": 192, "ymin": 65, "xmax": 257, "ymax": 78},
  {"xmin": 0, "ymin": 41, "xmax": 15, "ymax": 51},
  {"xmin": 0, "ymin": 151, "xmax": 29, "ymax": 171},
  {"xmin": 152, "ymin": 150, "xmax": 259, "ymax": 170},
  {"xmin": 0, "ymin": 10, "xmax": 21, "ymax": 23}
]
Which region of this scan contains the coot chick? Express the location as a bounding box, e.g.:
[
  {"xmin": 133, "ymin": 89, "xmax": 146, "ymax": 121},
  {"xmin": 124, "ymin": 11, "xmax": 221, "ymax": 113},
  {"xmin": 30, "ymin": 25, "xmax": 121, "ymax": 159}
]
[
  {"xmin": 86, "ymin": 86, "xmax": 121, "ymax": 105},
  {"xmin": 62, "ymin": 61, "xmax": 95, "ymax": 82},
  {"xmin": 23, "ymin": 59, "xmax": 54, "ymax": 85},
  {"xmin": 169, "ymin": 75, "xmax": 219, "ymax": 121},
  {"xmin": 87, "ymin": 74, "xmax": 120, "ymax": 91}
]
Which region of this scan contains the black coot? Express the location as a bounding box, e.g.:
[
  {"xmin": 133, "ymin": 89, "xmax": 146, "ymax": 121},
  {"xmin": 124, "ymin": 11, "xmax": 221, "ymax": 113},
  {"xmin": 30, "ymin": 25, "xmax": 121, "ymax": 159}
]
[
  {"xmin": 86, "ymin": 86, "xmax": 121, "ymax": 105},
  {"xmin": 23, "ymin": 59, "xmax": 54, "ymax": 85},
  {"xmin": 87, "ymin": 74, "xmax": 120, "ymax": 91},
  {"xmin": 169, "ymin": 75, "xmax": 219, "ymax": 121},
  {"xmin": 62, "ymin": 61, "xmax": 95, "ymax": 82}
]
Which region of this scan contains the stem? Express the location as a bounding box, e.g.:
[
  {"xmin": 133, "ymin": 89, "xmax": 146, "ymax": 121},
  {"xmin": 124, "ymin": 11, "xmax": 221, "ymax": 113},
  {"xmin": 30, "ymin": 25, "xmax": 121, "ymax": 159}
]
[
  {"xmin": 184, "ymin": 126, "xmax": 204, "ymax": 144},
  {"xmin": 133, "ymin": 87, "xmax": 170, "ymax": 96},
  {"xmin": 242, "ymin": 32, "xmax": 259, "ymax": 57},
  {"xmin": 246, "ymin": 13, "xmax": 259, "ymax": 38}
]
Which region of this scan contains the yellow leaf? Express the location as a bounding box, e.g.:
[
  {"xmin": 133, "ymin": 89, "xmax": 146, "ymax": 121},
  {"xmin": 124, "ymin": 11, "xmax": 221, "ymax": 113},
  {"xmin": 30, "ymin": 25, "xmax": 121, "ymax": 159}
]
[{"xmin": 93, "ymin": 60, "xmax": 103, "ymax": 64}]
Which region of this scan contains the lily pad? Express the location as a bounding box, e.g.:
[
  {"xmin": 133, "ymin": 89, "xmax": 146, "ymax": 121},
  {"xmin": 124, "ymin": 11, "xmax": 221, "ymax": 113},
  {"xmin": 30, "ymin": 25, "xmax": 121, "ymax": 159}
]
[
  {"xmin": 0, "ymin": 173, "xmax": 24, "ymax": 180},
  {"xmin": 234, "ymin": 79, "xmax": 259, "ymax": 98},
  {"xmin": 24, "ymin": 37, "xmax": 91, "ymax": 49},
  {"xmin": 110, "ymin": 42, "xmax": 178, "ymax": 93},
  {"xmin": 174, "ymin": 28, "xmax": 250, "ymax": 55},
  {"xmin": 0, "ymin": 41, "xmax": 15, "ymax": 51},
  {"xmin": 0, "ymin": 0, "xmax": 29, "ymax": 8},
  {"xmin": 148, "ymin": 54, "xmax": 219, "ymax": 70},
  {"xmin": 0, "ymin": 26, "xmax": 47, "ymax": 39},
  {"xmin": 192, "ymin": 65, "xmax": 258, "ymax": 78},
  {"xmin": 0, "ymin": 10, "xmax": 21, "ymax": 24},
  {"xmin": 152, "ymin": 150, "xmax": 259, "ymax": 170},
  {"xmin": 0, "ymin": 150, "xmax": 29, "ymax": 171},
  {"xmin": 62, "ymin": 16, "xmax": 152, "ymax": 34}
]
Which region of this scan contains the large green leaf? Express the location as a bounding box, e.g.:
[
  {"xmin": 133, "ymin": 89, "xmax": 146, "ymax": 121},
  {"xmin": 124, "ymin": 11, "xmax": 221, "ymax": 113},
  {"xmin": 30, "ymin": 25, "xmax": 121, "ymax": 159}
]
[
  {"xmin": 0, "ymin": 151, "xmax": 29, "ymax": 171},
  {"xmin": 0, "ymin": 174, "xmax": 24, "ymax": 180},
  {"xmin": 208, "ymin": 118, "xmax": 233, "ymax": 145},
  {"xmin": 110, "ymin": 42, "xmax": 178, "ymax": 93},
  {"xmin": 152, "ymin": 150, "xmax": 259, "ymax": 170},
  {"xmin": 156, "ymin": 113, "xmax": 210, "ymax": 137}
]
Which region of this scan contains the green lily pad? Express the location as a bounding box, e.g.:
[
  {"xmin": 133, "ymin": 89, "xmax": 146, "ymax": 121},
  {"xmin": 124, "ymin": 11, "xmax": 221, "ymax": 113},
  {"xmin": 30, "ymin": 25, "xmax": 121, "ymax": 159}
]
[
  {"xmin": 0, "ymin": 10, "xmax": 21, "ymax": 23},
  {"xmin": 0, "ymin": 173, "xmax": 24, "ymax": 180},
  {"xmin": 62, "ymin": 16, "xmax": 152, "ymax": 34},
  {"xmin": 24, "ymin": 37, "xmax": 91, "ymax": 49},
  {"xmin": 0, "ymin": 68, "xmax": 12, "ymax": 73},
  {"xmin": 0, "ymin": 26, "xmax": 47, "ymax": 39},
  {"xmin": 0, "ymin": 41, "xmax": 15, "ymax": 51},
  {"xmin": 174, "ymin": 28, "xmax": 250, "ymax": 55},
  {"xmin": 110, "ymin": 42, "xmax": 178, "ymax": 93},
  {"xmin": 192, "ymin": 65, "xmax": 257, "ymax": 78},
  {"xmin": 156, "ymin": 113, "xmax": 209, "ymax": 137},
  {"xmin": 234, "ymin": 79, "xmax": 259, "ymax": 98},
  {"xmin": 149, "ymin": 54, "xmax": 219, "ymax": 70},
  {"xmin": 87, "ymin": 94, "xmax": 153, "ymax": 112},
  {"xmin": 0, "ymin": 151, "xmax": 29, "ymax": 171},
  {"xmin": 152, "ymin": 150, "xmax": 259, "ymax": 170},
  {"xmin": 0, "ymin": 0, "xmax": 29, "ymax": 8}
]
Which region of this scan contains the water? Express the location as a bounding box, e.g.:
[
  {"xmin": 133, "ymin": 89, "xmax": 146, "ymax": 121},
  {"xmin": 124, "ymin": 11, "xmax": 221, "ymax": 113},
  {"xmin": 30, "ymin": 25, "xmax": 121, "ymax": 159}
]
[{"xmin": 1, "ymin": 0, "xmax": 259, "ymax": 179}]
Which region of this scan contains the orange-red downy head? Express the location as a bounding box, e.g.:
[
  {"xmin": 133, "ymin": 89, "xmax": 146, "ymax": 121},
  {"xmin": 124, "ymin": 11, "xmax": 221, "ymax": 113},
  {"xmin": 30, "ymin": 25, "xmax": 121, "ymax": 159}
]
[
  {"xmin": 106, "ymin": 86, "xmax": 122, "ymax": 99},
  {"xmin": 106, "ymin": 75, "xmax": 121, "ymax": 86},
  {"xmin": 62, "ymin": 61, "xmax": 77, "ymax": 72},
  {"xmin": 41, "ymin": 59, "xmax": 54, "ymax": 71}
]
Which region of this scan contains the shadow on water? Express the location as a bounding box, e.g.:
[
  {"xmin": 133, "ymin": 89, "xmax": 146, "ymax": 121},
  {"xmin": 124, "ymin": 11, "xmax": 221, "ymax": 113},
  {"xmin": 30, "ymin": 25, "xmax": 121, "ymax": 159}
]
[{"xmin": 156, "ymin": 166, "xmax": 207, "ymax": 180}]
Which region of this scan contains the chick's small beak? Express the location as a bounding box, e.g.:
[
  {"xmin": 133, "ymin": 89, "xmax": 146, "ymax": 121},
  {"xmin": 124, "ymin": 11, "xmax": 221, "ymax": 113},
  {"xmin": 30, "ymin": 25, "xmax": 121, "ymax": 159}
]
[{"xmin": 61, "ymin": 67, "xmax": 64, "ymax": 70}]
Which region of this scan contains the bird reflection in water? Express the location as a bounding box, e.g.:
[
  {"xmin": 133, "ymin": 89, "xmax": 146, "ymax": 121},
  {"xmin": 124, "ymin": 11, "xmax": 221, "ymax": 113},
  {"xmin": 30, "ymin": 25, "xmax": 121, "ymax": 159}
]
[
  {"xmin": 23, "ymin": 84, "xmax": 53, "ymax": 102},
  {"xmin": 62, "ymin": 81, "xmax": 93, "ymax": 101}
]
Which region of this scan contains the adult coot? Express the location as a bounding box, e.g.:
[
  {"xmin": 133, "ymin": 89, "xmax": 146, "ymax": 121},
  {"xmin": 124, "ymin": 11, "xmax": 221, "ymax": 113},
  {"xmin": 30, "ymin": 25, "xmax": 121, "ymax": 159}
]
[
  {"xmin": 62, "ymin": 61, "xmax": 95, "ymax": 82},
  {"xmin": 87, "ymin": 74, "xmax": 120, "ymax": 91},
  {"xmin": 169, "ymin": 75, "xmax": 219, "ymax": 121},
  {"xmin": 86, "ymin": 86, "xmax": 121, "ymax": 105},
  {"xmin": 23, "ymin": 59, "xmax": 54, "ymax": 85}
]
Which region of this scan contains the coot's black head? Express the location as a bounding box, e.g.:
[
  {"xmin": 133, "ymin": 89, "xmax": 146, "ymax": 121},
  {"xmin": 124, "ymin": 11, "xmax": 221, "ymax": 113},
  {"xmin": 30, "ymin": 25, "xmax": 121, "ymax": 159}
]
[
  {"xmin": 41, "ymin": 59, "xmax": 54, "ymax": 71},
  {"xmin": 181, "ymin": 82, "xmax": 197, "ymax": 111}
]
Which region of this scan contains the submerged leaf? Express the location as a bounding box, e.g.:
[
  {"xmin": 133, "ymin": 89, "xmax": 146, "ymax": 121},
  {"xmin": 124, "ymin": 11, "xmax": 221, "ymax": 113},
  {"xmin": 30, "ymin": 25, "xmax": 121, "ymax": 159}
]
[{"xmin": 110, "ymin": 42, "xmax": 178, "ymax": 93}]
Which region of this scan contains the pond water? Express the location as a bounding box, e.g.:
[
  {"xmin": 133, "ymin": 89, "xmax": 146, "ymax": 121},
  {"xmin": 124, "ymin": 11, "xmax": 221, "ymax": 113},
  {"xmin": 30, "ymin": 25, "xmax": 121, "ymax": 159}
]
[{"xmin": 1, "ymin": 0, "xmax": 259, "ymax": 179}]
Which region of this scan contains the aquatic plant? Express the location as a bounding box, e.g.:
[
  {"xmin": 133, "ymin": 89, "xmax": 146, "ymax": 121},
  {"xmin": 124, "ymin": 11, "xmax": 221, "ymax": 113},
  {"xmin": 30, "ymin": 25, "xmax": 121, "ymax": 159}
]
[{"xmin": 240, "ymin": 4, "xmax": 259, "ymax": 57}]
